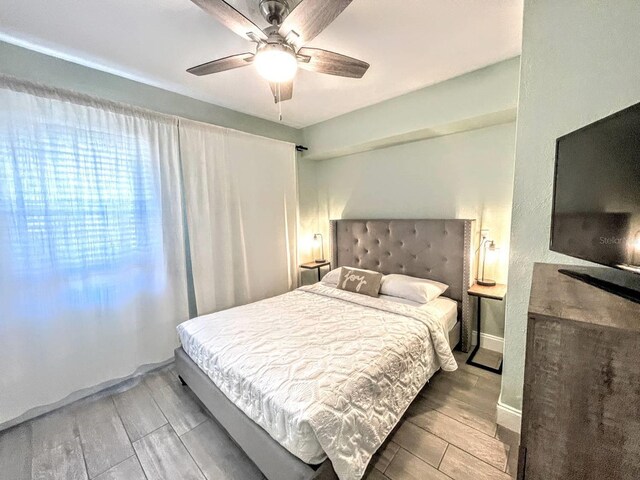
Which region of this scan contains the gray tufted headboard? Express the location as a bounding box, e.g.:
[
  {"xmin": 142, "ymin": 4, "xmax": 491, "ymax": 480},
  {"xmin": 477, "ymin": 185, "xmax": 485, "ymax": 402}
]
[{"xmin": 330, "ymin": 219, "xmax": 476, "ymax": 351}]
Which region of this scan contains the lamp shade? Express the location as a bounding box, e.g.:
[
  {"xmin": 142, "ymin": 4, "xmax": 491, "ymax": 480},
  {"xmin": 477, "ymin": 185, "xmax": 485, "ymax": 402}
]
[
  {"xmin": 478, "ymin": 240, "xmax": 499, "ymax": 286},
  {"xmin": 313, "ymin": 233, "xmax": 326, "ymax": 263},
  {"xmin": 254, "ymin": 44, "xmax": 298, "ymax": 83}
]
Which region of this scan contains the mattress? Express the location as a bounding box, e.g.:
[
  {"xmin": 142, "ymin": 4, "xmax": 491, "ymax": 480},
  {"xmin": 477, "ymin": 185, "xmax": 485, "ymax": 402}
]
[
  {"xmin": 177, "ymin": 283, "xmax": 457, "ymax": 480},
  {"xmin": 423, "ymin": 296, "xmax": 459, "ymax": 331}
]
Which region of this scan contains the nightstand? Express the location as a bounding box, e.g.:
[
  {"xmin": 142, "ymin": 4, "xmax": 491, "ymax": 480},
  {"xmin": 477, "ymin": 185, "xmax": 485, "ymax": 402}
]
[
  {"xmin": 466, "ymin": 283, "xmax": 507, "ymax": 374},
  {"xmin": 300, "ymin": 261, "xmax": 331, "ymax": 282}
]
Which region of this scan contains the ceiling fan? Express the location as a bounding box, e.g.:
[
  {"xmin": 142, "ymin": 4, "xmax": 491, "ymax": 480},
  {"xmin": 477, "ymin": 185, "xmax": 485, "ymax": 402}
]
[{"xmin": 187, "ymin": 0, "xmax": 370, "ymax": 104}]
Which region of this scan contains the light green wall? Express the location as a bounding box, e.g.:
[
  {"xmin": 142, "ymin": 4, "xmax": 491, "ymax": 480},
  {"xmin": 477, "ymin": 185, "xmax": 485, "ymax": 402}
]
[
  {"xmin": 299, "ymin": 59, "xmax": 521, "ymax": 338},
  {"xmin": 502, "ymin": 0, "xmax": 640, "ymax": 412},
  {"xmin": 302, "ymin": 57, "xmax": 520, "ymax": 161},
  {"xmin": 296, "ymin": 156, "xmax": 322, "ymax": 285},
  {"xmin": 0, "ymin": 41, "xmax": 302, "ymax": 144},
  {"xmin": 307, "ymin": 124, "xmax": 516, "ymax": 337}
]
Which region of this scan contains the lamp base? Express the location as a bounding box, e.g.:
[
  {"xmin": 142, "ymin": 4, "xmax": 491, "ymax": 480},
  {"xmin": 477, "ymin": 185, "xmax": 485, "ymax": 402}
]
[
  {"xmin": 315, "ymin": 259, "xmax": 327, "ymax": 263},
  {"xmin": 477, "ymin": 279, "xmax": 497, "ymax": 287}
]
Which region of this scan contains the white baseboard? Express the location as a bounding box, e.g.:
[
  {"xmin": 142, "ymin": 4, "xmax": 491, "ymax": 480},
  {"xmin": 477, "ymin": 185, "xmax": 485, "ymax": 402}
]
[
  {"xmin": 471, "ymin": 331, "xmax": 504, "ymax": 353},
  {"xmin": 497, "ymin": 399, "xmax": 522, "ymax": 434}
]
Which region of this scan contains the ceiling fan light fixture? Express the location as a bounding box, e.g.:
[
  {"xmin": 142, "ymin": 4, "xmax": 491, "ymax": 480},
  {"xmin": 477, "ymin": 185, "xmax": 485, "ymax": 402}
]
[
  {"xmin": 254, "ymin": 44, "xmax": 298, "ymax": 83},
  {"xmin": 186, "ymin": 0, "xmax": 370, "ymax": 104}
]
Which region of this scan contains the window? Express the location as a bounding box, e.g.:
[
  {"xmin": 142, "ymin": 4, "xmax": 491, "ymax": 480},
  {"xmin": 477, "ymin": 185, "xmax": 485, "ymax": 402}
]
[{"xmin": 0, "ymin": 122, "xmax": 164, "ymax": 316}]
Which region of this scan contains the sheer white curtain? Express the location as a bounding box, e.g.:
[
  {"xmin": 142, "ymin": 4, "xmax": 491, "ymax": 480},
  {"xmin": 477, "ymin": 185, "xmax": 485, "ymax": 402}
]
[
  {"xmin": 179, "ymin": 119, "xmax": 298, "ymax": 315},
  {"xmin": 0, "ymin": 80, "xmax": 189, "ymax": 425}
]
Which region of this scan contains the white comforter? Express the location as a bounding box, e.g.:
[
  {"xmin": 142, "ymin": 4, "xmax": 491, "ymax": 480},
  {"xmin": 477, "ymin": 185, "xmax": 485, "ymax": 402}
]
[{"xmin": 177, "ymin": 283, "xmax": 457, "ymax": 480}]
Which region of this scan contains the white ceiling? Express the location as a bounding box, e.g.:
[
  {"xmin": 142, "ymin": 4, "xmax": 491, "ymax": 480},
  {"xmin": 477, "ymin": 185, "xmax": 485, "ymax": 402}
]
[{"xmin": 0, "ymin": 0, "xmax": 523, "ymax": 128}]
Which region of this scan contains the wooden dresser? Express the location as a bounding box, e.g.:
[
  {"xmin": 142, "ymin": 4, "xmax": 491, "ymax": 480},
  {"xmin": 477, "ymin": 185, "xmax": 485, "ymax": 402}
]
[{"xmin": 518, "ymin": 263, "xmax": 640, "ymax": 480}]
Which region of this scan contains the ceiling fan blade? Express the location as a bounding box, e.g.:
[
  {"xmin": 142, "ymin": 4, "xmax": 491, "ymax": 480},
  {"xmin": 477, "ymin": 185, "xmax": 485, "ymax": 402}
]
[
  {"xmin": 278, "ymin": 0, "xmax": 352, "ymax": 47},
  {"xmin": 269, "ymin": 81, "xmax": 294, "ymax": 103},
  {"xmin": 190, "ymin": 0, "xmax": 267, "ymax": 42},
  {"xmin": 187, "ymin": 53, "xmax": 254, "ymax": 76},
  {"xmin": 297, "ymin": 48, "xmax": 369, "ymax": 78}
]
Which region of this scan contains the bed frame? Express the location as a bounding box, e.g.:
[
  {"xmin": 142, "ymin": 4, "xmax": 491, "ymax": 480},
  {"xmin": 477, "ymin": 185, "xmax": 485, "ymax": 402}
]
[{"xmin": 175, "ymin": 218, "xmax": 476, "ymax": 480}]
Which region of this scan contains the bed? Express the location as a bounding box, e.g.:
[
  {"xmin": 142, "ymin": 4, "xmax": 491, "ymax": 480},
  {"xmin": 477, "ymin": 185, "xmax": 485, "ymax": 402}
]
[{"xmin": 175, "ymin": 219, "xmax": 475, "ymax": 480}]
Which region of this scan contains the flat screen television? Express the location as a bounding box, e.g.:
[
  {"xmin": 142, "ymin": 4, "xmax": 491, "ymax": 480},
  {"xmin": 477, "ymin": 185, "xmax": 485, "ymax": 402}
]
[{"xmin": 550, "ymin": 101, "xmax": 640, "ymax": 302}]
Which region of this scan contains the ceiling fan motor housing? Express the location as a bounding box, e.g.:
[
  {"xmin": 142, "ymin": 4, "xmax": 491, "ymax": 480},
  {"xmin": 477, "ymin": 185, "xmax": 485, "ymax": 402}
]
[
  {"xmin": 259, "ymin": 0, "xmax": 290, "ymax": 25},
  {"xmin": 257, "ymin": 41, "xmax": 295, "ymax": 57}
]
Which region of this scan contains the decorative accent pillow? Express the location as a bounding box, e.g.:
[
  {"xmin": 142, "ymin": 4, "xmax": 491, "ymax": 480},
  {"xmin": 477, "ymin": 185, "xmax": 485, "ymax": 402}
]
[
  {"xmin": 322, "ymin": 267, "xmax": 382, "ymax": 287},
  {"xmin": 337, "ymin": 267, "xmax": 383, "ymax": 297},
  {"xmin": 380, "ymin": 274, "xmax": 449, "ymax": 303}
]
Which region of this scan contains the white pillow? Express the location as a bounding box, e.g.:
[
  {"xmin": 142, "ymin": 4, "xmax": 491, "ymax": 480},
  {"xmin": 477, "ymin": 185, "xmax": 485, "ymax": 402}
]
[
  {"xmin": 321, "ymin": 267, "xmax": 342, "ymax": 286},
  {"xmin": 380, "ymin": 274, "xmax": 449, "ymax": 304}
]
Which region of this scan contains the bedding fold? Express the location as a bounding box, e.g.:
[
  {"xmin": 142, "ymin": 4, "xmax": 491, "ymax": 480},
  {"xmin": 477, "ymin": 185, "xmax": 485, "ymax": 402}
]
[{"xmin": 177, "ymin": 283, "xmax": 457, "ymax": 480}]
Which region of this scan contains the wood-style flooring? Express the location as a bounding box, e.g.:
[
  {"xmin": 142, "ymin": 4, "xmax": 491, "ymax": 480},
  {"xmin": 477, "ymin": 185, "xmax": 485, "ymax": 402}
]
[
  {"xmin": 0, "ymin": 349, "xmax": 519, "ymax": 480},
  {"xmin": 365, "ymin": 349, "xmax": 519, "ymax": 480}
]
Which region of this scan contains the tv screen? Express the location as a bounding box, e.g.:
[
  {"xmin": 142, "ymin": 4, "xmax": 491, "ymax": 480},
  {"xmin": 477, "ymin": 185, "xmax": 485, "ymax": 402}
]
[{"xmin": 551, "ymin": 102, "xmax": 640, "ymax": 275}]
